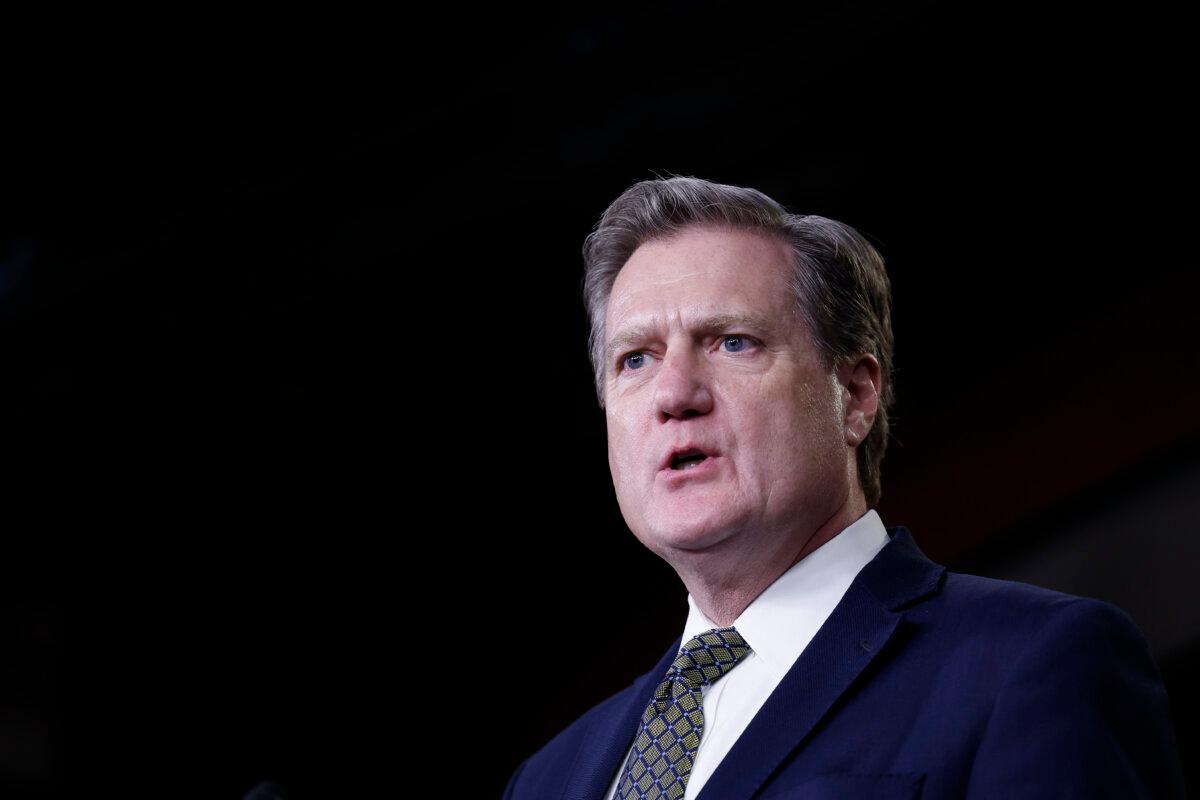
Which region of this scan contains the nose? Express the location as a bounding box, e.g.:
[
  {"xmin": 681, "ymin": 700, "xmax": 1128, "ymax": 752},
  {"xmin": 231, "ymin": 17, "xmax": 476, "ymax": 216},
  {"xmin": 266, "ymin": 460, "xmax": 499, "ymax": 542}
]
[{"xmin": 654, "ymin": 346, "xmax": 714, "ymax": 421}]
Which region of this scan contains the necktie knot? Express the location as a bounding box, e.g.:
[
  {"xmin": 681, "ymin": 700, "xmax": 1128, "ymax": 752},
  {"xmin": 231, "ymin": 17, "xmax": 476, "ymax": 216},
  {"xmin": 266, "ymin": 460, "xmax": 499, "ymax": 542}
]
[{"xmin": 669, "ymin": 627, "xmax": 751, "ymax": 688}]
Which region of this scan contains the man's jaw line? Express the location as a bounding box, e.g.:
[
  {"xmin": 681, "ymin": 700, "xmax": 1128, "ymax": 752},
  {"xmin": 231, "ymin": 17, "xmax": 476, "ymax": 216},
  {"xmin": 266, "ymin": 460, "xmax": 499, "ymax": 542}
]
[
  {"xmin": 785, "ymin": 488, "xmax": 867, "ymax": 570},
  {"xmin": 659, "ymin": 489, "xmax": 867, "ymax": 625},
  {"xmin": 659, "ymin": 524, "xmax": 784, "ymax": 617}
]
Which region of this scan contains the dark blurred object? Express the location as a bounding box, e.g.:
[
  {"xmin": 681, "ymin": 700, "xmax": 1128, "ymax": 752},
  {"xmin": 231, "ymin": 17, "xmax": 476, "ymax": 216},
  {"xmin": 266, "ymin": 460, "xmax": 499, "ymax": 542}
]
[{"xmin": 243, "ymin": 781, "xmax": 288, "ymax": 800}]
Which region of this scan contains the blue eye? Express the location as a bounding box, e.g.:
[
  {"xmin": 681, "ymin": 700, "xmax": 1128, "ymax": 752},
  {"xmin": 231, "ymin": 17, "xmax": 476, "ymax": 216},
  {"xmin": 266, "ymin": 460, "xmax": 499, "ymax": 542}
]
[
  {"xmin": 722, "ymin": 335, "xmax": 748, "ymax": 353},
  {"xmin": 620, "ymin": 337, "xmax": 751, "ymax": 373}
]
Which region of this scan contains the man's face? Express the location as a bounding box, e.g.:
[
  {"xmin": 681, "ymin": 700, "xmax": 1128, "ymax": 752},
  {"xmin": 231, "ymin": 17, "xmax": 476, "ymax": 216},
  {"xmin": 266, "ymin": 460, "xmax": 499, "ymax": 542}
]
[{"xmin": 603, "ymin": 225, "xmax": 855, "ymax": 563}]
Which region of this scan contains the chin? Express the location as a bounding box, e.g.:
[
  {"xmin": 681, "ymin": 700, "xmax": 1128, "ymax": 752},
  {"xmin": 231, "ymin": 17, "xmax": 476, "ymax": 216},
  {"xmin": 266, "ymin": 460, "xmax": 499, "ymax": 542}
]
[{"xmin": 643, "ymin": 517, "xmax": 739, "ymax": 555}]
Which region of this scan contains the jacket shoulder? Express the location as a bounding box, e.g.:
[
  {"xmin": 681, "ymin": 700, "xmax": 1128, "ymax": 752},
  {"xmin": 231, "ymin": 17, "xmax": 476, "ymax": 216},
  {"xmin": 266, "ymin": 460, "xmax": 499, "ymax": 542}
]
[
  {"xmin": 946, "ymin": 576, "xmax": 1186, "ymax": 796},
  {"xmin": 937, "ymin": 569, "xmax": 1137, "ymax": 632}
]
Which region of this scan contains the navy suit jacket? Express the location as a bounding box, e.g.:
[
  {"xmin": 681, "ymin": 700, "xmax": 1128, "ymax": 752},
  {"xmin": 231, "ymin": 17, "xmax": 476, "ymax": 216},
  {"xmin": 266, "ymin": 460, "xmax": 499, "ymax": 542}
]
[{"xmin": 504, "ymin": 525, "xmax": 1186, "ymax": 799}]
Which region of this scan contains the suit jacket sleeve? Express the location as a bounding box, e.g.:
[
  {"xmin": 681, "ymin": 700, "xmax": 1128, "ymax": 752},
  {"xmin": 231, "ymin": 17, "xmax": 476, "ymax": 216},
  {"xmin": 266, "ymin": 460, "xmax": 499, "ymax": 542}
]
[{"xmin": 964, "ymin": 597, "xmax": 1186, "ymax": 799}]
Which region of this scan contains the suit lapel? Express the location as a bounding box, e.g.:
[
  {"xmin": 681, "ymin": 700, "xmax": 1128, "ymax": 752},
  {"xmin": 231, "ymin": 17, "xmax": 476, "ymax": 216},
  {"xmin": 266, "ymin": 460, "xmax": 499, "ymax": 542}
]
[
  {"xmin": 695, "ymin": 526, "xmax": 945, "ymax": 800},
  {"xmin": 562, "ymin": 633, "xmax": 683, "ymax": 800}
]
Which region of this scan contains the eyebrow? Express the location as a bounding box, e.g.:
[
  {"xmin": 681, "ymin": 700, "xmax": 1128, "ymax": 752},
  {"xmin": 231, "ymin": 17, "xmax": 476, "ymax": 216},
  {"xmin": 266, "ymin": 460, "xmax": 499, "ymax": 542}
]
[{"xmin": 605, "ymin": 311, "xmax": 779, "ymax": 366}]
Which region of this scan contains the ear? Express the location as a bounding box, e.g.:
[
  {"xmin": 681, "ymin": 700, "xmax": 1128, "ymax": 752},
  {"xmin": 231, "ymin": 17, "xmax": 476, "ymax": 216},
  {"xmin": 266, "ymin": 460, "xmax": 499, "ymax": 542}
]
[{"xmin": 837, "ymin": 353, "xmax": 882, "ymax": 447}]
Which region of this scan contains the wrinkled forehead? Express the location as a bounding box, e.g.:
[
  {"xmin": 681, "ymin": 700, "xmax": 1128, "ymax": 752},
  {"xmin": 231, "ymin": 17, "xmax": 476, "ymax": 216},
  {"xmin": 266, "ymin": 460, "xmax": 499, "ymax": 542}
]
[{"xmin": 603, "ymin": 227, "xmax": 801, "ymax": 342}]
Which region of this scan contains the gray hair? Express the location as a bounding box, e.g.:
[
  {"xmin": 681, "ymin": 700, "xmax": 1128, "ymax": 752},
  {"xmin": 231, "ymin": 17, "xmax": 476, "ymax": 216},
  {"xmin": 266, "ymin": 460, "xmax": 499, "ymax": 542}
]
[{"xmin": 581, "ymin": 175, "xmax": 895, "ymax": 508}]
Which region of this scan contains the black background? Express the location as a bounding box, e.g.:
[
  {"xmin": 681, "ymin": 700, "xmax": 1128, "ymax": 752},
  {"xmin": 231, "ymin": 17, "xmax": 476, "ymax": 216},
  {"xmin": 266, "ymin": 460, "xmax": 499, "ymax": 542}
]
[{"xmin": 2, "ymin": 2, "xmax": 1197, "ymax": 797}]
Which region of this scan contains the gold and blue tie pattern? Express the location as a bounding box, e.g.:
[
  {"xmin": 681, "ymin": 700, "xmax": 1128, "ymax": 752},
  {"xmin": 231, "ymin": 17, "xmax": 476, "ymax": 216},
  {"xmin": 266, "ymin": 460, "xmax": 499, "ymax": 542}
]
[{"xmin": 616, "ymin": 627, "xmax": 752, "ymax": 800}]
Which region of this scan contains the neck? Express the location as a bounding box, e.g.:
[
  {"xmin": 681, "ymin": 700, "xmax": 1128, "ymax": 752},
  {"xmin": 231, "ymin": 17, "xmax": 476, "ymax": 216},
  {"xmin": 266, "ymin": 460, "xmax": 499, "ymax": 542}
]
[{"xmin": 678, "ymin": 493, "xmax": 869, "ymax": 627}]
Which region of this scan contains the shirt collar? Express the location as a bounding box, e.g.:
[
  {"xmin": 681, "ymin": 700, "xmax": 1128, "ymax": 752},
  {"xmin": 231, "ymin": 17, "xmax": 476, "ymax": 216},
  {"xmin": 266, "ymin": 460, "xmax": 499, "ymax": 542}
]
[{"xmin": 682, "ymin": 509, "xmax": 891, "ymax": 679}]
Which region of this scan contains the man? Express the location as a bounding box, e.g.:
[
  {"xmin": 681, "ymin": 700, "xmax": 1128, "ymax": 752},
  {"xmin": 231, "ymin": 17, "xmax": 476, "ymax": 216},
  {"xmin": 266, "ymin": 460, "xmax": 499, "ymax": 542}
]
[{"xmin": 503, "ymin": 176, "xmax": 1186, "ymax": 799}]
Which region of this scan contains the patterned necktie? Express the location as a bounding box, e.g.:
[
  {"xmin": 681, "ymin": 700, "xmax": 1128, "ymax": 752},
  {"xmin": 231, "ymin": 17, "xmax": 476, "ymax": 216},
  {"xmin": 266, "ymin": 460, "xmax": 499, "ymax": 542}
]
[{"xmin": 616, "ymin": 627, "xmax": 752, "ymax": 800}]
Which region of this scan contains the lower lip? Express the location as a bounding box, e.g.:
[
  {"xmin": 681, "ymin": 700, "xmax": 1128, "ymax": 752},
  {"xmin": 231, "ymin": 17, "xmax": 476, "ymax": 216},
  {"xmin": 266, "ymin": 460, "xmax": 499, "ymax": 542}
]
[{"xmin": 659, "ymin": 456, "xmax": 722, "ymax": 486}]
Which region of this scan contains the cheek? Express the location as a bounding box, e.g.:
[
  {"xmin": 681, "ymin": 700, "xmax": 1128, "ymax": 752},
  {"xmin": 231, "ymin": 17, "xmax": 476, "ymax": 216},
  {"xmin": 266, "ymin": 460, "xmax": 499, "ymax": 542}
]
[
  {"xmin": 605, "ymin": 415, "xmax": 638, "ymax": 482},
  {"xmin": 748, "ymin": 384, "xmax": 834, "ymax": 472}
]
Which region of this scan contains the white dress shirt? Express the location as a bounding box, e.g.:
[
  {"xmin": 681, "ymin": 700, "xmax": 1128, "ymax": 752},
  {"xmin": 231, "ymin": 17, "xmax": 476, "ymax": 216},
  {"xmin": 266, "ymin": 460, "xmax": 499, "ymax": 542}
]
[{"xmin": 603, "ymin": 509, "xmax": 891, "ymax": 800}]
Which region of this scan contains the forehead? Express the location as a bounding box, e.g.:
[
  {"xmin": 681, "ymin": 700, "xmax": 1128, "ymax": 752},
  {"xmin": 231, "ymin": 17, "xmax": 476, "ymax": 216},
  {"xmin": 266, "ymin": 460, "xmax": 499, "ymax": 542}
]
[{"xmin": 605, "ymin": 225, "xmax": 797, "ymax": 338}]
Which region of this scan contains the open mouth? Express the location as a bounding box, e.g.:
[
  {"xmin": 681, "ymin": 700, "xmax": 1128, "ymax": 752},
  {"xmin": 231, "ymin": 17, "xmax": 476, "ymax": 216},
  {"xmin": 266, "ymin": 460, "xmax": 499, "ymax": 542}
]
[{"xmin": 669, "ymin": 449, "xmax": 710, "ymax": 470}]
